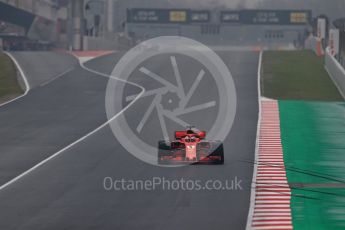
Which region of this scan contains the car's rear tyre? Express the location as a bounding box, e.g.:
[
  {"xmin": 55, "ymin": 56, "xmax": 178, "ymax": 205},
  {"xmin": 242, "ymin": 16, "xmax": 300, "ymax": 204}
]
[
  {"xmin": 158, "ymin": 141, "xmax": 171, "ymax": 164},
  {"xmin": 213, "ymin": 142, "xmax": 224, "ymax": 164}
]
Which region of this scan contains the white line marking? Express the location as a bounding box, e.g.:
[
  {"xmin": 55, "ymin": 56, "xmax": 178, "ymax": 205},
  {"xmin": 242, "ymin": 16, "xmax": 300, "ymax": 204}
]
[
  {"xmin": 0, "ymin": 53, "xmax": 145, "ymax": 191},
  {"xmin": 126, "ymin": 88, "xmax": 166, "ymax": 102},
  {"xmin": 257, "ymin": 178, "xmax": 288, "ymax": 181},
  {"xmin": 254, "ymin": 211, "xmax": 291, "ymax": 218},
  {"xmin": 246, "ymin": 50, "xmax": 263, "ymax": 230},
  {"xmin": 252, "ymin": 226, "xmax": 293, "ymax": 230},
  {"xmin": 256, "ymin": 192, "xmax": 291, "ymax": 196},
  {"xmin": 40, "ymin": 67, "xmax": 74, "ymax": 87},
  {"xmin": 255, "ymin": 200, "xmax": 290, "ymax": 204},
  {"xmin": 0, "ymin": 52, "xmax": 30, "ymax": 107},
  {"xmin": 253, "ymin": 217, "xmax": 292, "ymax": 221},
  {"xmin": 257, "ymin": 173, "xmax": 287, "ymax": 175},
  {"xmin": 256, "ymin": 196, "xmax": 290, "ymax": 201},
  {"xmin": 247, "ymin": 56, "xmax": 293, "ymax": 229},
  {"xmin": 254, "ymin": 210, "xmax": 292, "ymax": 213},
  {"xmin": 253, "ymin": 220, "xmax": 292, "ymax": 224},
  {"xmin": 255, "ymin": 204, "xmax": 290, "ymax": 208}
]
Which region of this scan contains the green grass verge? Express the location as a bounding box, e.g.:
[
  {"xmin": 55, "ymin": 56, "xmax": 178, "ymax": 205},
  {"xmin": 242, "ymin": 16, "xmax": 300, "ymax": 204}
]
[
  {"xmin": 262, "ymin": 50, "xmax": 343, "ymax": 101},
  {"xmin": 0, "ymin": 53, "xmax": 23, "ymax": 103},
  {"xmin": 291, "ymin": 188, "xmax": 345, "ymax": 230},
  {"xmin": 279, "ymin": 100, "xmax": 345, "ymax": 230}
]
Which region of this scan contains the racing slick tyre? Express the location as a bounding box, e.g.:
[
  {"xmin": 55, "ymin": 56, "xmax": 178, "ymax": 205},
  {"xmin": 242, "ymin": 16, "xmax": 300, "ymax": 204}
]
[
  {"xmin": 212, "ymin": 142, "xmax": 224, "ymax": 165},
  {"xmin": 158, "ymin": 141, "xmax": 171, "ymax": 164}
]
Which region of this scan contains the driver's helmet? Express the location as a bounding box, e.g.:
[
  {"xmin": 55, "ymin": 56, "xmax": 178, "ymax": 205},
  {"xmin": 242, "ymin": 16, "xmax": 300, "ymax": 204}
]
[{"xmin": 186, "ymin": 126, "xmax": 200, "ymax": 134}]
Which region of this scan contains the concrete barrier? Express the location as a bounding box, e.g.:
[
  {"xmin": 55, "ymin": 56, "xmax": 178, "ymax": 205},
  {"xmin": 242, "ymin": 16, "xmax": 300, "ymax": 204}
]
[{"xmin": 325, "ymin": 48, "xmax": 345, "ymax": 99}]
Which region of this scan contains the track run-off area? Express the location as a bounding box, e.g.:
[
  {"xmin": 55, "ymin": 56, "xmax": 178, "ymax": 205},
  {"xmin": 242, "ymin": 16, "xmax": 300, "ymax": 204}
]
[{"xmin": 249, "ymin": 50, "xmax": 345, "ymax": 230}]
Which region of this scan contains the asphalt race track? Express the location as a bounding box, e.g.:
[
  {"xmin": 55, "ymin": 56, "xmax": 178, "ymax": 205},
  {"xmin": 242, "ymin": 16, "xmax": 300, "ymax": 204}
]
[
  {"xmin": 0, "ymin": 50, "xmax": 259, "ymax": 230},
  {"xmin": 0, "ymin": 52, "xmax": 113, "ymax": 185}
]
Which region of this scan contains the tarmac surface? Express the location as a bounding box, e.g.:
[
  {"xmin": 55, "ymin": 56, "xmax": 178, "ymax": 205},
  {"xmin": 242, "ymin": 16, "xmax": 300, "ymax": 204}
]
[{"xmin": 0, "ymin": 50, "xmax": 259, "ymax": 230}]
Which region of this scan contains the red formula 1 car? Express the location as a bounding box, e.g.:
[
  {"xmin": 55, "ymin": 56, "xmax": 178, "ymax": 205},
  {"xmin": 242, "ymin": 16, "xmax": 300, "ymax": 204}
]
[{"xmin": 158, "ymin": 127, "xmax": 224, "ymax": 165}]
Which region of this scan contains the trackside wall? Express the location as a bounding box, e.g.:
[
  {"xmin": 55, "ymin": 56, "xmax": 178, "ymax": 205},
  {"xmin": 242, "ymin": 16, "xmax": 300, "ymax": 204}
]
[{"xmin": 325, "ymin": 48, "xmax": 345, "ymax": 99}]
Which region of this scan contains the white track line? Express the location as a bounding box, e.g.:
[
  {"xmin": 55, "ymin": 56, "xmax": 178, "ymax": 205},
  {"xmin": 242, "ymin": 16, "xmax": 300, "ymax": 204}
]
[
  {"xmin": 246, "ymin": 50, "xmax": 263, "ymax": 230},
  {"xmin": 0, "ymin": 52, "xmax": 30, "ymax": 107},
  {"xmin": 0, "ymin": 53, "xmax": 145, "ymax": 191},
  {"xmin": 40, "ymin": 67, "xmax": 74, "ymax": 87}
]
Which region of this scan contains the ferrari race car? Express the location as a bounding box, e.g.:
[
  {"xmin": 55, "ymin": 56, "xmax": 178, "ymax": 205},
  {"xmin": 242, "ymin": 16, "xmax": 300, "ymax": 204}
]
[{"xmin": 158, "ymin": 127, "xmax": 224, "ymax": 165}]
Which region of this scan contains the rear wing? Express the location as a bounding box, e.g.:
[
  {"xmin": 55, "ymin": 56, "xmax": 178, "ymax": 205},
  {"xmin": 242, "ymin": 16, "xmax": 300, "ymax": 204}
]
[{"xmin": 175, "ymin": 130, "xmax": 206, "ymax": 139}]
